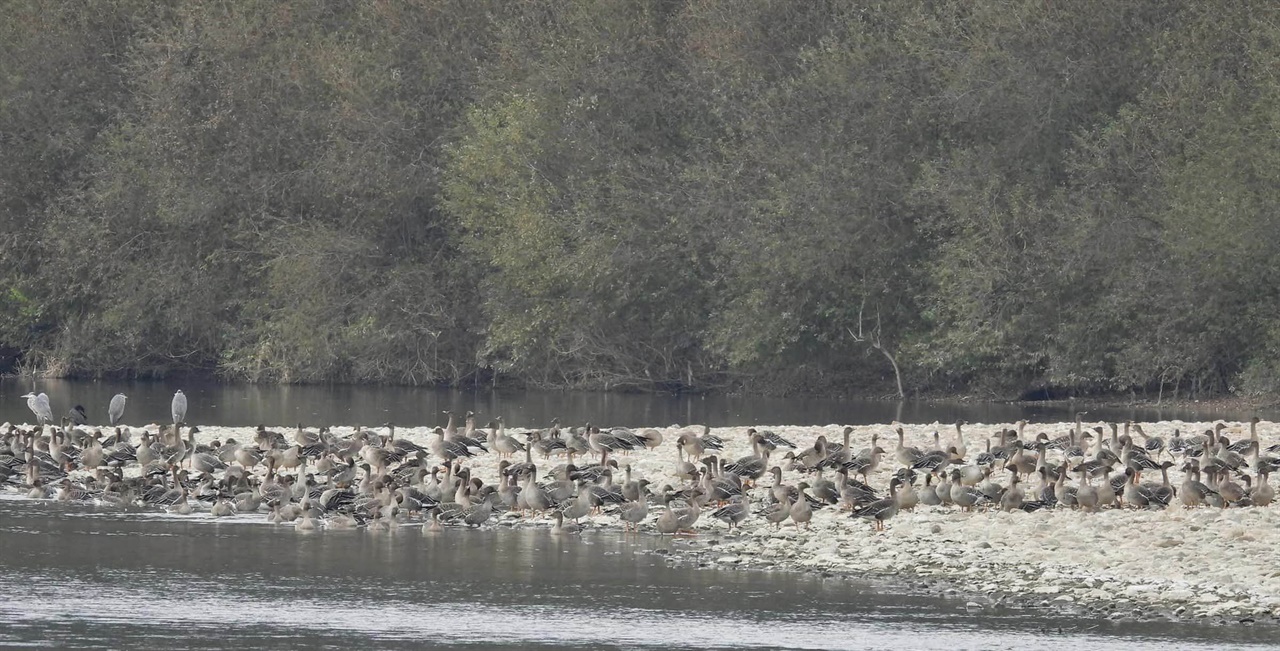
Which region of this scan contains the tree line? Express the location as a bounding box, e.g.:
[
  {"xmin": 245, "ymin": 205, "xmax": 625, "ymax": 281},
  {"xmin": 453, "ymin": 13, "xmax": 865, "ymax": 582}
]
[{"xmin": 2, "ymin": 0, "xmax": 1278, "ymax": 400}]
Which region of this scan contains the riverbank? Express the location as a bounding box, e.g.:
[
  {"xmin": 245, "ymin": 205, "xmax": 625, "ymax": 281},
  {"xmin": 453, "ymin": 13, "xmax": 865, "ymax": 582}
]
[{"xmin": 8, "ymin": 417, "xmax": 1280, "ymax": 628}]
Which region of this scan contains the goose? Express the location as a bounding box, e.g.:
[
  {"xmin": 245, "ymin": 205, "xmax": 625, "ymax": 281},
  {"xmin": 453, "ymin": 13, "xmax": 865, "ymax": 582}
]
[
  {"xmin": 521, "ymin": 467, "xmax": 552, "ymax": 515},
  {"xmin": 293, "ymin": 423, "xmax": 322, "ymax": 448},
  {"xmin": 759, "ymin": 494, "xmax": 792, "ymax": 529},
  {"xmin": 56, "ymin": 478, "xmax": 92, "ymax": 502},
  {"xmin": 851, "ymin": 478, "xmax": 900, "ymax": 531},
  {"xmin": 1179, "ymin": 462, "xmax": 1211, "ymax": 508},
  {"xmin": 1251, "ymin": 470, "xmax": 1274, "ymax": 506},
  {"xmin": 1095, "ymin": 465, "xmax": 1117, "ymax": 509},
  {"xmin": 954, "ymin": 464, "xmax": 986, "ymax": 487},
  {"xmin": 1216, "ymin": 469, "xmax": 1246, "ymax": 506},
  {"xmin": 1131, "ymin": 423, "xmax": 1165, "ymax": 459},
  {"xmin": 1053, "ymin": 466, "xmax": 1078, "ymax": 509},
  {"xmin": 975, "ymin": 437, "xmax": 997, "ymax": 467},
  {"xmin": 617, "ymin": 496, "xmax": 649, "ymax": 532},
  {"xmin": 841, "ymin": 445, "xmax": 886, "ymax": 483},
  {"xmin": 1004, "ymin": 440, "xmax": 1040, "ymax": 478},
  {"xmin": 430, "ymin": 427, "xmax": 475, "ymax": 462},
  {"xmin": 895, "ymin": 426, "xmax": 923, "ymax": 466},
  {"xmin": 677, "ymin": 432, "xmax": 708, "ymax": 461},
  {"xmin": 295, "ymin": 503, "xmax": 319, "ymax": 531},
  {"xmin": 828, "ymin": 427, "xmax": 859, "ymax": 465},
  {"xmin": 550, "ymin": 510, "xmax": 581, "ymax": 535},
  {"xmin": 588, "ymin": 425, "xmax": 632, "ymax": 462},
  {"xmin": 488, "ymin": 419, "xmax": 527, "ymax": 459},
  {"xmin": 630, "ymin": 427, "xmax": 663, "ymax": 450},
  {"xmin": 1075, "ymin": 467, "xmax": 1099, "ymax": 512},
  {"xmin": 802, "ymin": 467, "xmax": 835, "ymax": 505},
  {"xmin": 169, "ymin": 488, "xmax": 195, "ymax": 515},
  {"xmin": 949, "ymin": 469, "xmax": 990, "ymax": 511},
  {"xmin": 935, "ymin": 470, "xmax": 954, "ymax": 506},
  {"xmin": 918, "ymin": 474, "xmax": 941, "ymax": 507},
  {"xmin": 674, "ymin": 493, "xmax": 703, "ymax": 532},
  {"xmin": 449, "ymin": 420, "xmax": 490, "ymax": 456},
  {"xmin": 911, "ymin": 447, "xmax": 954, "ymax": 477},
  {"xmin": 621, "ymin": 466, "xmax": 649, "ymax": 502},
  {"xmin": 790, "ymin": 482, "xmax": 815, "ymax": 527},
  {"xmin": 837, "ymin": 470, "xmax": 878, "ymax": 510},
  {"xmin": 952, "ymin": 420, "xmax": 968, "ymax": 459},
  {"xmin": 1146, "ymin": 462, "xmax": 1176, "ymax": 508},
  {"xmin": 418, "ymin": 508, "xmax": 443, "ymax": 533},
  {"xmin": 750, "ymin": 428, "xmax": 796, "ymax": 450},
  {"xmin": 791, "ymin": 435, "xmax": 827, "ymax": 470},
  {"xmin": 696, "ymin": 425, "xmax": 725, "ymax": 452},
  {"xmin": 586, "ymin": 470, "xmax": 627, "ymax": 511},
  {"xmin": 192, "ymin": 450, "xmax": 227, "ymax": 476},
  {"xmin": 461, "ymin": 496, "xmax": 494, "ymax": 527},
  {"xmin": 656, "ymin": 503, "xmax": 683, "ymax": 535},
  {"xmin": 1227, "ymin": 417, "xmax": 1261, "ymax": 454},
  {"xmin": 1000, "ymin": 470, "xmax": 1025, "ymax": 511},
  {"xmin": 559, "ymin": 427, "xmax": 590, "ymax": 460},
  {"xmin": 722, "ymin": 434, "xmax": 770, "ymax": 486},
  {"xmin": 765, "ymin": 466, "xmax": 791, "ymax": 504},
  {"xmin": 607, "ymin": 427, "xmax": 649, "ymax": 452},
  {"xmin": 1122, "ymin": 468, "xmax": 1151, "ymax": 509},
  {"xmin": 893, "ymin": 476, "xmax": 919, "ymax": 512},
  {"xmin": 710, "ymin": 496, "xmax": 749, "ymax": 530},
  {"xmin": 80, "ymin": 431, "xmax": 104, "ymax": 471},
  {"xmin": 1214, "ymin": 438, "xmax": 1250, "ymax": 471},
  {"xmin": 210, "ymin": 497, "xmax": 235, "ymax": 518}
]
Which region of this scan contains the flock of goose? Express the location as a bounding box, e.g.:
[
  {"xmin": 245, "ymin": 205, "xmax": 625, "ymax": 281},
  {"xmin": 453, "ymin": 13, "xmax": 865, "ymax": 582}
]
[{"xmin": 4, "ymin": 391, "xmax": 1279, "ymax": 539}]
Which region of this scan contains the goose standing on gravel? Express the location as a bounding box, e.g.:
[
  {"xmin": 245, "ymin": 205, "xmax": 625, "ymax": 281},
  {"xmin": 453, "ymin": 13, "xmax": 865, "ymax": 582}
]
[
  {"xmin": 710, "ymin": 495, "xmax": 749, "ymax": 530},
  {"xmin": 759, "ymin": 493, "xmax": 792, "ymax": 529},
  {"xmin": 790, "ymin": 483, "xmax": 814, "ymax": 527},
  {"xmin": 851, "ymin": 478, "xmax": 900, "ymax": 531},
  {"xmin": 618, "ymin": 495, "xmax": 649, "ymax": 532},
  {"xmin": 895, "ymin": 427, "xmax": 923, "ymax": 466},
  {"xmin": 1075, "ymin": 467, "xmax": 1099, "ymax": 512},
  {"xmin": 488, "ymin": 419, "xmax": 526, "ymax": 459},
  {"xmin": 656, "ymin": 503, "xmax": 683, "ymax": 535},
  {"xmin": 953, "ymin": 421, "xmax": 969, "ymax": 459},
  {"xmin": 1251, "ymin": 470, "xmax": 1274, "ymax": 506},
  {"xmin": 1000, "ymin": 470, "xmax": 1025, "ymax": 511}
]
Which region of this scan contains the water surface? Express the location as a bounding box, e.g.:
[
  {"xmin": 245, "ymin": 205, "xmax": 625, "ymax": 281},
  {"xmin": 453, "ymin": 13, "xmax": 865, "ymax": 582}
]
[
  {"xmin": 0, "ymin": 378, "xmax": 1260, "ymax": 429},
  {"xmin": 0, "ymin": 497, "xmax": 1276, "ymax": 650}
]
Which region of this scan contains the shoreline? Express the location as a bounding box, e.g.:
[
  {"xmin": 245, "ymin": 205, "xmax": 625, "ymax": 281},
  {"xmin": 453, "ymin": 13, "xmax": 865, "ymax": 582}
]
[
  {"xmin": 658, "ymin": 516, "xmax": 1280, "ymax": 629},
  {"xmin": 8, "ymin": 369, "xmax": 1280, "ymax": 415},
  {"xmin": 6, "ymin": 418, "xmax": 1280, "ymax": 628}
]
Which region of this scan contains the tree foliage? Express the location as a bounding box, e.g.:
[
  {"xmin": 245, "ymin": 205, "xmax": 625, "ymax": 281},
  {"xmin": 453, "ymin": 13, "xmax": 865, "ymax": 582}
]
[{"xmin": 2, "ymin": 0, "xmax": 1279, "ymax": 398}]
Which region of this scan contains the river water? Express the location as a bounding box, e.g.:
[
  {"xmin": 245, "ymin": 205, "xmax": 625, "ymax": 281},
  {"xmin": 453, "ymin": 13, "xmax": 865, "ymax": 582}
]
[
  {"xmin": 0, "ymin": 377, "xmax": 1260, "ymax": 429},
  {"xmin": 0, "ymin": 497, "xmax": 1276, "ymax": 650}
]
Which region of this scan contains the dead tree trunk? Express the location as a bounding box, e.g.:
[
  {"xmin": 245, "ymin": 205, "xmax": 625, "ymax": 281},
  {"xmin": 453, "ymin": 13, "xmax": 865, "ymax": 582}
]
[{"xmin": 847, "ymin": 300, "xmax": 904, "ymax": 400}]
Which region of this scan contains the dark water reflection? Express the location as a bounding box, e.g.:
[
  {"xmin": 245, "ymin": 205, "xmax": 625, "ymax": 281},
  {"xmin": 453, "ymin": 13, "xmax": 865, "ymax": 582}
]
[
  {"xmin": 0, "ymin": 378, "xmax": 1264, "ymax": 429},
  {"xmin": 0, "ymin": 498, "xmax": 1276, "ymax": 650}
]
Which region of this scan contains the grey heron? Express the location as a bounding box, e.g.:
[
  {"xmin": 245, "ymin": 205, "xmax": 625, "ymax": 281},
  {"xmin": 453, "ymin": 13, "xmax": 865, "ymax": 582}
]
[
  {"xmin": 20, "ymin": 392, "xmax": 53, "ymax": 426},
  {"xmin": 108, "ymin": 393, "xmax": 128, "ymax": 426},
  {"xmin": 172, "ymin": 390, "xmax": 188, "ymax": 425}
]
